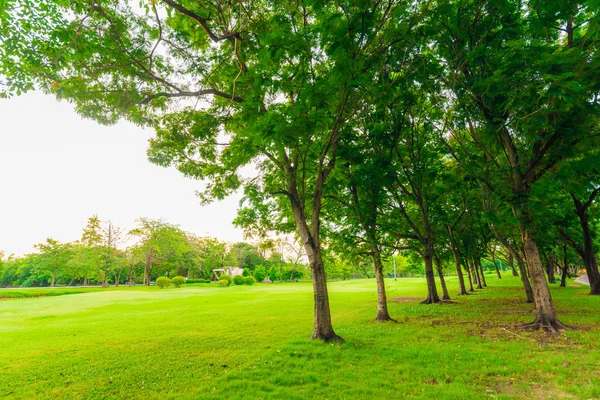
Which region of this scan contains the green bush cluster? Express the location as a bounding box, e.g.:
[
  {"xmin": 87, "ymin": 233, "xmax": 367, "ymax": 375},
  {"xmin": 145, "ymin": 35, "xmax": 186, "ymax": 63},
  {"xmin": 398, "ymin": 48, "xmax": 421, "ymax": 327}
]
[
  {"xmin": 156, "ymin": 276, "xmax": 171, "ymax": 289},
  {"xmin": 171, "ymin": 276, "xmax": 186, "ymax": 288},
  {"xmin": 233, "ymin": 275, "xmax": 246, "ymax": 285},
  {"xmin": 245, "ymin": 276, "xmax": 255, "ymax": 285},
  {"xmin": 218, "ymin": 279, "xmax": 229, "ymax": 287},
  {"xmin": 186, "ymin": 279, "xmax": 211, "ymax": 284},
  {"xmin": 219, "ymin": 274, "xmax": 233, "ymax": 284}
]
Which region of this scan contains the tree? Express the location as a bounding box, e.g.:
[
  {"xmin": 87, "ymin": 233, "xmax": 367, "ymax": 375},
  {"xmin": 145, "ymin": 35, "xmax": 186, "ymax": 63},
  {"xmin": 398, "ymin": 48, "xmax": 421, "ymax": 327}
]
[{"xmin": 434, "ymin": 0, "xmax": 599, "ymax": 329}]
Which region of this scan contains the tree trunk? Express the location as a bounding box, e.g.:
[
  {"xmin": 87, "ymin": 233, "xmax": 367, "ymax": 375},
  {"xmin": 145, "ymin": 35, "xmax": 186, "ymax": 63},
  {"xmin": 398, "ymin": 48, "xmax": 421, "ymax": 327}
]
[
  {"xmin": 560, "ymin": 246, "xmax": 568, "ymax": 288},
  {"xmin": 464, "ymin": 261, "xmax": 475, "ymax": 292},
  {"xmin": 519, "ymin": 223, "xmax": 566, "ymax": 330},
  {"xmin": 128, "ymin": 264, "xmax": 134, "ymax": 286},
  {"xmin": 307, "ymin": 247, "xmax": 343, "ymax": 342},
  {"xmin": 371, "ymin": 245, "xmax": 393, "ymax": 322},
  {"xmin": 514, "ymin": 251, "xmax": 534, "ymax": 303},
  {"xmin": 114, "ymin": 267, "xmax": 122, "ymax": 287},
  {"xmin": 421, "ymin": 243, "xmax": 441, "ymax": 304},
  {"xmin": 575, "ymin": 204, "xmax": 600, "ymax": 294},
  {"xmin": 102, "ymin": 267, "xmax": 109, "ymax": 288},
  {"xmin": 508, "ymin": 253, "xmax": 518, "ymax": 276},
  {"xmin": 289, "ymin": 188, "xmax": 342, "ymax": 342},
  {"xmin": 489, "ymin": 248, "xmax": 502, "ymax": 279},
  {"xmin": 546, "ymin": 254, "xmax": 556, "ymax": 284},
  {"xmin": 67, "ymin": 277, "xmax": 75, "ymax": 287},
  {"xmin": 447, "ymin": 225, "xmax": 468, "ymax": 295},
  {"xmin": 434, "ymin": 255, "xmax": 450, "ymax": 301},
  {"xmin": 473, "ymin": 259, "xmax": 482, "ymax": 289},
  {"xmin": 84, "ymin": 276, "xmax": 88, "ymax": 286},
  {"xmin": 50, "ymin": 269, "xmax": 57, "ymax": 287},
  {"xmin": 477, "ymin": 259, "xmax": 487, "ymax": 287}
]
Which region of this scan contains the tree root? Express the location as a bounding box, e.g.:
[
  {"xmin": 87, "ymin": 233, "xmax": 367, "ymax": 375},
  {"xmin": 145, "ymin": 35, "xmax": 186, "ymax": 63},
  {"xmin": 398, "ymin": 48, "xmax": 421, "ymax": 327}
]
[
  {"xmin": 420, "ymin": 297, "xmax": 442, "ymax": 305},
  {"xmin": 312, "ymin": 332, "xmax": 345, "ymax": 343},
  {"xmin": 518, "ymin": 319, "xmax": 571, "ymax": 333},
  {"xmin": 373, "ymin": 315, "xmax": 398, "ymax": 323}
]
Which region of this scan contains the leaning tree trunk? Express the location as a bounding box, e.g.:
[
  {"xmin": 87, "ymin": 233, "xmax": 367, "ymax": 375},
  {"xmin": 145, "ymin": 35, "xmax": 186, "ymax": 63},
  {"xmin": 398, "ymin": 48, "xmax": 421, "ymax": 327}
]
[
  {"xmin": 434, "ymin": 255, "xmax": 450, "ymax": 301},
  {"xmin": 473, "ymin": 259, "xmax": 483, "ymax": 289},
  {"xmin": 477, "ymin": 259, "xmax": 487, "ymax": 287},
  {"xmin": 508, "ymin": 253, "xmax": 518, "ymax": 276},
  {"xmin": 447, "ymin": 225, "xmax": 468, "ymax": 295},
  {"xmin": 371, "ymin": 245, "xmax": 393, "ymax": 322},
  {"xmin": 514, "ymin": 252, "xmax": 534, "ymax": 303},
  {"xmin": 576, "ymin": 206, "xmax": 600, "ymax": 294},
  {"xmin": 465, "ymin": 262, "xmax": 475, "ymax": 292},
  {"xmin": 518, "ymin": 222, "xmax": 566, "ymax": 330},
  {"xmin": 490, "ymin": 249, "xmax": 502, "ymax": 279}
]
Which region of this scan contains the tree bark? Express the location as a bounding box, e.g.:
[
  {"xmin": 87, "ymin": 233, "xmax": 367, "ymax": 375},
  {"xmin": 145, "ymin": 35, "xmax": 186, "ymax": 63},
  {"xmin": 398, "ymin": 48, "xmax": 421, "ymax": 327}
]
[
  {"xmin": 574, "ymin": 200, "xmax": 600, "ymax": 294},
  {"xmin": 421, "ymin": 244, "xmax": 441, "ymax": 304},
  {"xmin": 560, "ymin": 245, "xmax": 568, "ymax": 288},
  {"xmin": 489, "ymin": 247, "xmax": 502, "ymax": 279},
  {"xmin": 434, "ymin": 255, "xmax": 450, "ymax": 300},
  {"xmin": 477, "ymin": 259, "xmax": 487, "ymax": 287},
  {"xmin": 288, "ymin": 176, "xmax": 342, "ymax": 342},
  {"xmin": 447, "ymin": 225, "xmax": 468, "ymax": 295},
  {"xmin": 545, "ymin": 254, "xmax": 556, "ymax": 284},
  {"xmin": 371, "ymin": 245, "xmax": 393, "ymax": 321},
  {"xmin": 465, "ymin": 261, "xmax": 475, "ymax": 292},
  {"xmin": 514, "ymin": 251, "xmax": 534, "ymax": 303},
  {"xmin": 50, "ymin": 269, "xmax": 57, "ymax": 287},
  {"xmin": 473, "ymin": 259, "xmax": 483, "ymax": 289},
  {"xmin": 519, "ymin": 227, "xmax": 566, "ymax": 330},
  {"xmin": 508, "ymin": 253, "xmax": 518, "ymax": 276}
]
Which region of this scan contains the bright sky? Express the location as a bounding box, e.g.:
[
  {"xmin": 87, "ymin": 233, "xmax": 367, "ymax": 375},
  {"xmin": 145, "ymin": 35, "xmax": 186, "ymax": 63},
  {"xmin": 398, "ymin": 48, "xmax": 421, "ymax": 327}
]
[{"xmin": 0, "ymin": 92, "xmax": 244, "ymax": 257}]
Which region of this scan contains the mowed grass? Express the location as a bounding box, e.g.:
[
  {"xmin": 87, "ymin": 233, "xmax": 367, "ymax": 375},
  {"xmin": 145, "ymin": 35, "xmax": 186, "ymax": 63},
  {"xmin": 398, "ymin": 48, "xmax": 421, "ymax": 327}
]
[{"xmin": 1, "ymin": 276, "xmax": 598, "ymax": 399}]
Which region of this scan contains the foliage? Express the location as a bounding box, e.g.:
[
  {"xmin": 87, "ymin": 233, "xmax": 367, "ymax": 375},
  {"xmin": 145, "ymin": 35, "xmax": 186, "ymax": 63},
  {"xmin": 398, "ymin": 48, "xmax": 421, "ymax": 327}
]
[
  {"xmin": 232, "ymin": 275, "xmax": 245, "ymax": 286},
  {"xmin": 253, "ymin": 266, "xmax": 267, "ymax": 283},
  {"xmin": 156, "ymin": 276, "xmax": 171, "ymax": 289},
  {"xmin": 171, "ymin": 276, "xmax": 185, "ymax": 288},
  {"xmin": 218, "ymin": 274, "xmax": 232, "ymax": 285},
  {"xmin": 245, "ymin": 276, "xmax": 255, "ymax": 286},
  {"xmin": 218, "ymin": 279, "xmax": 229, "ymax": 287}
]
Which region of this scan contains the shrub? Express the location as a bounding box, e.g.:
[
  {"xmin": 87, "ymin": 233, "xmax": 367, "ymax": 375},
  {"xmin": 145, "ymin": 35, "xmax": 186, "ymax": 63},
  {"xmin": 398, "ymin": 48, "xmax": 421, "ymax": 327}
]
[
  {"xmin": 171, "ymin": 276, "xmax": 186, "ymax": 288},
  {"xmin": 219, "ymin": 274, "xmax": 233, "ymax": 284},
  {"xmin": 233, "ymin": 275, "xmax": 245, "ymax": 285},
  {"xmin": 268, "ymin": 266, "xmax": 280, "ymax": 282},
  {"xmin": 185, "ymin": 279, "xmax": 202, "ymax": 284},
  {"xmin": 254, "ymin": 266, "xmax": 267, "ymax": 283},
  {"xmin": 218, "ymin": 279, "xmax": 229, "ymax": 287},
  {"xmin": 245, "ymin": 276, "xmax": 255, "ymax": 285},
  {"xmin": 156, "ymin": 276, "xmax": 171, "ymax": 289}
]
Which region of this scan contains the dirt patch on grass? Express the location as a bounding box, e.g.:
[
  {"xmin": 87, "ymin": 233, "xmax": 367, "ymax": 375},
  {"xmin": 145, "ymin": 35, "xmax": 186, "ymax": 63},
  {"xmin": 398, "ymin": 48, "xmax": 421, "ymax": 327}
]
[{"xmin": 392, "ymin": 297, "xmax": 422, "ymax": 303}]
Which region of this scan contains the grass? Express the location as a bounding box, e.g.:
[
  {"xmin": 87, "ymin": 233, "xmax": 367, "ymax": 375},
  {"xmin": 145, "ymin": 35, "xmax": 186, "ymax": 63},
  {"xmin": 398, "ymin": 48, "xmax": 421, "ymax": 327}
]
[{"xmin": 0, "ymin": 275, "xmax": 598, "ymax": 399}]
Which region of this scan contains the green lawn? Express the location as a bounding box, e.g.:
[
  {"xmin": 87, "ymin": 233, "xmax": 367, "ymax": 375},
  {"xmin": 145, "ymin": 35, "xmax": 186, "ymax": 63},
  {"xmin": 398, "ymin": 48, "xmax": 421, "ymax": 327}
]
[{"xmin": 1, "ymin": 276, "xmax": 598, "ymax": 399}]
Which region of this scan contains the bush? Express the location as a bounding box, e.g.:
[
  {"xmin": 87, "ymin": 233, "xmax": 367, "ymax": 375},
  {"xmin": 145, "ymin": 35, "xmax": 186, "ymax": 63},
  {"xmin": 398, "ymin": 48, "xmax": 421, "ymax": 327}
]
[
  {"xmin": 254, "ymin": 266, "xmax": 267, "ymax": 283},
  {"xmin": 245, "ymin": 276, "xmax": 255, "ymax": 285},
  {"xmin": 156, "ymin": 276, "xmax": 171, "ymax": 289},
  {"xmin": 185, "ymin": 279, "xmax": 202, "ymax": 284},
  {"xmin": 218, "ymin": 279, "xmax": 229, "ymax": 287},
  {"xmin": 219, "ymin": 274, "xmax": 233, "ymax": 284},
  {"xmin": 233, "ymin": 275, "xmax": 245, "ymax": 285},
  {"xmin": 171, "ymin": 276, "xmax": 186, "ymax": 288}
]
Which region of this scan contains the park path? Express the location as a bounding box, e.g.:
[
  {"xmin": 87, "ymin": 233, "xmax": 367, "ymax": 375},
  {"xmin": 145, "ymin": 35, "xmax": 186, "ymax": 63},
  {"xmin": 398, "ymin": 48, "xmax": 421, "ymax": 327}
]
[{"xmin": 576, "ymin": 274, "xmax": 590, "ymax": 286}]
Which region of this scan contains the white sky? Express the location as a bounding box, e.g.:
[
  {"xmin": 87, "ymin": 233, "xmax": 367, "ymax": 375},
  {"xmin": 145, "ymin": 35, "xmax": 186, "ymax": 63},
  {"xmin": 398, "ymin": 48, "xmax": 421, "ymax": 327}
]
[{"xmin": 0, "ymin": 92, "xmax": 244, "ymax": 257}]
